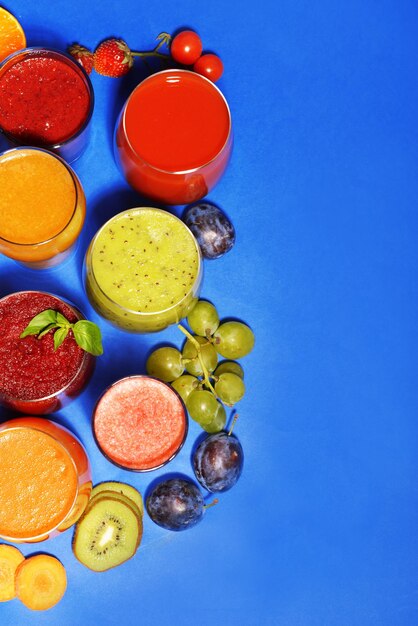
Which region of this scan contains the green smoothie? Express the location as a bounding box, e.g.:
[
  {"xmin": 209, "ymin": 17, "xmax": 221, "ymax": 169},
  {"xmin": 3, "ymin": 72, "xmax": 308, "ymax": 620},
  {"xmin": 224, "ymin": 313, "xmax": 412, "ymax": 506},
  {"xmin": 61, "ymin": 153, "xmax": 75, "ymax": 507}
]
[{"xmin": 84, "ymin": 208, "xmax": 202, "ymax": 332}]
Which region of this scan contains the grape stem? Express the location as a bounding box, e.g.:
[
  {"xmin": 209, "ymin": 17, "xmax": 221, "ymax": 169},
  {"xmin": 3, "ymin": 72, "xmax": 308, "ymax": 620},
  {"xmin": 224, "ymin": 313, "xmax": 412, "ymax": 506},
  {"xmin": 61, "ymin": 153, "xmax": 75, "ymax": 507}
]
[
  {"xmin": 228, "ymin": 413, "xmax": 239, "ymax": 437},
  {"xmin": 177, "ymin": 324, "xmax": 218, "ymax": 397},
  {"xmin": 204, "ymin": 498, "xmax": 219, "ymax": 511}
]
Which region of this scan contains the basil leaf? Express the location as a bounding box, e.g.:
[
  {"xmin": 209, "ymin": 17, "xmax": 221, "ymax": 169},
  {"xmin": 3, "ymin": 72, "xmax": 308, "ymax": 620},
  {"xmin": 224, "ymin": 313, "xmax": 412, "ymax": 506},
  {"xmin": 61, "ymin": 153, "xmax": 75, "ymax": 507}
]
[
  {"xmin": 38, "ymin": 323, "xmax": 59, "ymax": 339},
  {"xmin": 56, "ymin": 312, "xmax": 71, "ymax": 328},
  {"xmin": 20, "ymin": 310, "xmax": 58, "ymax": 338},
  {"xmin": 72, "ymin": 320, "xmax": 103, "ymax": 356},
  {"xmin": 53, "ymin": 326, "xmax": 69, "ymax": 351}
]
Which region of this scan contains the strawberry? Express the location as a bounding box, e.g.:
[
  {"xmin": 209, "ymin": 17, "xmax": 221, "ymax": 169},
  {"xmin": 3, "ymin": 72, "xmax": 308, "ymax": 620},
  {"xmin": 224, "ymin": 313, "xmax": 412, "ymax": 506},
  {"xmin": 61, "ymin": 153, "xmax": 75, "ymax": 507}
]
[
  {"xmin": 67, "ymin": 44, "xmax": 94, "ymax": 75},
  {"xmin": 94, "ymin": 38, "xmax": 134, "ymax": 78}
]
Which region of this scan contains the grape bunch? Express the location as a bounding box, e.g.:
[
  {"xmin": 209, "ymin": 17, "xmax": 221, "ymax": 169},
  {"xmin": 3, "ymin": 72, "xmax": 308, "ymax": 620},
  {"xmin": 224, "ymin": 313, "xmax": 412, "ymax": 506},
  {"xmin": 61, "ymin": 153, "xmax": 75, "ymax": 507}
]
[{"xmin": 146, "ymin": 300, "xmax": 255, "ymax": 433}]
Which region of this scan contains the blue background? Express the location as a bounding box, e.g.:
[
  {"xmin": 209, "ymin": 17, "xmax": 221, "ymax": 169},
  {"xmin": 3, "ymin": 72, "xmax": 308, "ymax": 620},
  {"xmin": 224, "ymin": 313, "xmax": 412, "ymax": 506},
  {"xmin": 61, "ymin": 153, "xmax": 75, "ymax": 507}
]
[{"xmin": 1, "ymin": 0, "xmax": 418, "ymax": 624}]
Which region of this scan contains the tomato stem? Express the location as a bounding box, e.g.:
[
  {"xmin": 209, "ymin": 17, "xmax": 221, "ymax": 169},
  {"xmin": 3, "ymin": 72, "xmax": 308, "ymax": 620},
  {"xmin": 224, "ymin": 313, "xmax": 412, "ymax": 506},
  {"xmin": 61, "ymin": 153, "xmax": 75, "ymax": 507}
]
[
  {"xmin": 131, "ymin": 51, "xmax": 170, "ymax": 60},
  {"xmin": 154, "ymin": 32, "xmax": 172, "ymax": 52}
]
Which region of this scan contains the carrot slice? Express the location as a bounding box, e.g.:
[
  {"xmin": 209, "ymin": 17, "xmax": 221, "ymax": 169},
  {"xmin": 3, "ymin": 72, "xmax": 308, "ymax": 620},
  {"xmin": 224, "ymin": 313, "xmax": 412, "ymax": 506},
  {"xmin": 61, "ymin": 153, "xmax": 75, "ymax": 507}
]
[
  {"xmin": 15, "ymin": 555, "xmax": 67, "ymax": 611},
  {"xmin": 0, "ymin": 544, "xmax": 24, "ymax": 602}
]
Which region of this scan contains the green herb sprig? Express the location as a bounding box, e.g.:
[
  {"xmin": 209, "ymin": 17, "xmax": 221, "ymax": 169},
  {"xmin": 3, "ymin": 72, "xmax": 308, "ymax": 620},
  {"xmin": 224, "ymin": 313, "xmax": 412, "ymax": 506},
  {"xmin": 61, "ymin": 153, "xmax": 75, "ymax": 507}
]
[{"xmin": 20, "ymin": 310, "xmax": 103, "ymax": 356}]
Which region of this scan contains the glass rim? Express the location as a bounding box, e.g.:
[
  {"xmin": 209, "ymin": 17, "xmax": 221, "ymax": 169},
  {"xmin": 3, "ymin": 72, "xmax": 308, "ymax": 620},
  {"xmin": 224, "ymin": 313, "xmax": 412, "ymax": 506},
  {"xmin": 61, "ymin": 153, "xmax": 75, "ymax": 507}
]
[
  {"xmin": 92, "ymin": 375, "xmax": 189, "ymax": 472},
  {"xmin": 86, "ymin": 207, "xmax": 202, "ymax": 318},
  {"xmin": 0, "ymin": 46, "xmax": 95, "ymax": 150},
  {"xmin": 0, "ymin": 146, "xmax": 81, "ymax": 248},
  {"xmin": 0, "ymin": 290, "xmax": 93, "ymax": 404},
  {"xmin": 0, "ymin": 419, "xmax": 80, "ymax": 541},
  {"xmin": 120, "ymin": 68, "xmax": 232, "ymax": 175}
]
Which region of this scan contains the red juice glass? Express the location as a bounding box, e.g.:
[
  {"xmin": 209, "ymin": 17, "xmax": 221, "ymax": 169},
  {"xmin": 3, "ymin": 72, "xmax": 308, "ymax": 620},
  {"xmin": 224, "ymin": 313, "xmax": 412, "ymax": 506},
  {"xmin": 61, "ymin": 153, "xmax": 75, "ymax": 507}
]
[
  {"xmin": 114, "ymin": 69, "xmax": 233, "ymax": 205},
  {"xmin": 93, "ymin": 376, "xmax": 188, "ymax": 472},
  {"xmin": 0, "ymin": 48, "xmax": 94, "ymax": 163},
  {"xmin": 0, "ymin": 291, "xmax": 95, "ymax": 414}
]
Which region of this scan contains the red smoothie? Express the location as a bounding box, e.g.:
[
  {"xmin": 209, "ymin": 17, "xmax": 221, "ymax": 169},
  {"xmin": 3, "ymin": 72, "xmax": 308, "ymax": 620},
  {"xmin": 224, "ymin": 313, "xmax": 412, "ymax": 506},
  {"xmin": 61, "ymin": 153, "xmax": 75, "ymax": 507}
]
[
  {"xmin": 93, "ymin": 376, "xmax": 188, "ymax": 471},
  {"xmin": 0, "ymin": 49, "xmax": 93, "ymax": 160},
  {"xmin": 0, "ymin": 292, "xmax": 94, "ymax": 414}
]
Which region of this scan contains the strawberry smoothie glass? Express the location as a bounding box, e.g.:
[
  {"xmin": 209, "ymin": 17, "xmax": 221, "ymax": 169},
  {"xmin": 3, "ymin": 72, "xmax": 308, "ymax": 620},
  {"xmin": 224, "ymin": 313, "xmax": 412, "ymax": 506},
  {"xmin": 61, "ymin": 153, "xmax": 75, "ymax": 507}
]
[{"xmin": 0, "ymin": 47, "xmax": 94, "ymax": 163}]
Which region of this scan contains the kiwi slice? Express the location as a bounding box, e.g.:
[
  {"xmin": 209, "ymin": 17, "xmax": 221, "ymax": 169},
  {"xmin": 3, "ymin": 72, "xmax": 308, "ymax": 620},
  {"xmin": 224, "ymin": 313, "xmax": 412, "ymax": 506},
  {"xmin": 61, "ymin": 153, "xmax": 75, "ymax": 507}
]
[
  {"xmin": 73, "ymin": 495, "xmax": 141, "ymax": 572},
  {"xmin": 88, "ymin": 490, "xmax": 143, "ymax": 528},
  {"xmin": 91, "ymin": 482, "xmax": 144, "ymax": 517}
]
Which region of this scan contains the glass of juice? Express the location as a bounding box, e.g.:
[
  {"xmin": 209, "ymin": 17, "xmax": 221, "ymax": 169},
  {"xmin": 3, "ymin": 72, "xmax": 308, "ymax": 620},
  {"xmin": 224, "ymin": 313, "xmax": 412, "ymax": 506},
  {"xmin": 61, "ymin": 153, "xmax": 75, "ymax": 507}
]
[
  {"xmin": 0, "ymin": 47, "xmax": 94, "ymax": 163},
  {"xmin": 0, "ymin": 147, "xmax": 86, "ymax": 268},
  {"xmin": 0, "ymin": 291, "xmax": 95, "ymax": 414},
  {"xmin": 0, "ymin": 417, "xmax": 92, "ymax": 543},
  {"xmin": 93, "ymin": 376, "xmax": 188, "ymax": 472},
  {"xmin": 114, "ymin": 69, "xmax": 233, "ymax": 205},
  {"xmin": 84, "ymin": 207, "xmax": 202, "ymax": 332}
]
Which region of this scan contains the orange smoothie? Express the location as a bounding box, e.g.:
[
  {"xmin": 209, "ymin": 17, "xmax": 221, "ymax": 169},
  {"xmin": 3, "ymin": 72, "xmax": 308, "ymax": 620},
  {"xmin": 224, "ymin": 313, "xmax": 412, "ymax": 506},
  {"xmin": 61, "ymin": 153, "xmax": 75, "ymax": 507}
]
[
  {"xmin": 0, "ymin": 418, "xmax": 91, "ymax": 542},
  {"xmin": 0, "ymin": 147, "xmax": 86, "ymax": 267}
]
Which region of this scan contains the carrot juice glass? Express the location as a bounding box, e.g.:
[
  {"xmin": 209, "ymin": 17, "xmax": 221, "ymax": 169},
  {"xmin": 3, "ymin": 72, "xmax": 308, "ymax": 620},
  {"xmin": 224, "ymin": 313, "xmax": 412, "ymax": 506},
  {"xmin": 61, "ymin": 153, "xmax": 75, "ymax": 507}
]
[
  {"xmin": 0, "ymin": 48, "xmax": 94, "ymax": 163},
  {"xmin": 114, "ymin": 69, "xmax": 233, "ymax": 205},
  {"xmin": 0, "ymin": 147, "xmax": 86, "ymax": 268},
  {"xmin": 0, "ymin": 417, "xmax": 92, "ymax": 543},
  {"xmin": 0, "ymin": 291, "xmax": 95, "ymax": 414},
  {"xmin": 84, "ymin": 207, "xmax": 202, "ymax": 332}
]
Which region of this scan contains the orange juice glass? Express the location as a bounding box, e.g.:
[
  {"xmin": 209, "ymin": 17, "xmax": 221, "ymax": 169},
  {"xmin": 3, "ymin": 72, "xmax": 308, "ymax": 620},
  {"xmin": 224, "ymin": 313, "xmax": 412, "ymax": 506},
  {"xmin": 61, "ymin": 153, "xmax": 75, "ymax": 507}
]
[
  {"xmin": 0, "ymin": 417, "xmax": 92, "ymax": 543},
  {"xmin": 0, "ymin": 147, "xmax": 86, "ymax": 268}
]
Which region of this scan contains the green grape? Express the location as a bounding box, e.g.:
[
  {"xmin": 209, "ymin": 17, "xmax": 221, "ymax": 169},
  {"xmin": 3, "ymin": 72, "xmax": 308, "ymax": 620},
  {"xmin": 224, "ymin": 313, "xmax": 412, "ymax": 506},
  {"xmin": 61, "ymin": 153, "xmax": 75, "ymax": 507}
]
[
  {"xmin": 213, "ymin": 321, "xmax": 255, "ymax": 359},
  {"xmin": 202, "ymin": 403, "xmax": 227, "ymax": 433},
  {"xmin": 146, "ymin": 347, "xmax": 184, "ymax": 382},
  {"xmin": 215, "ymin": 373, "xmax": 245, "ymax": 406},
  {"xmin": 187, "ymin": 300, "xmax": 220, "ymax": 337},
  {"xmin": 171, "ymin": 375, "xmax": 199, "ymax": 403},
  {"xmin": 186, "ymin": 390, "xmax": 220, "ymax": 426},
  {"xmin": 214, "ymin": 360, "xmax": 244, "ymax": 379},
  {"xmin": 182, "ymin": 335, "xmax": 218, "ymax": 376}
]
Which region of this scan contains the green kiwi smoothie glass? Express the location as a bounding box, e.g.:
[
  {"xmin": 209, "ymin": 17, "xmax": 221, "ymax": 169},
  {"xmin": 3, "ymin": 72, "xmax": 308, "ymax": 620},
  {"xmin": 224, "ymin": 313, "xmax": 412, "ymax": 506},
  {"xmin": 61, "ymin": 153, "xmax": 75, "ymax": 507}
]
[{"xmin": 84, "ymin": 208, "xmax": 202, "ymax": 332}]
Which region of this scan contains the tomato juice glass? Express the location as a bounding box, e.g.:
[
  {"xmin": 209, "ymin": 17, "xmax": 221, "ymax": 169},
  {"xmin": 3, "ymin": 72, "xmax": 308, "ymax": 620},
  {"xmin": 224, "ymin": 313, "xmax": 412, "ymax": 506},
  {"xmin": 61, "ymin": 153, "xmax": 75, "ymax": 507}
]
[
  {"xmin": 0, "ymin": 417, "xmax": 92, "ymax": 543},
  {"xmin": 0, "ymin": 291, "xmax": 95, "ymax": 415},
  {"xmin": 114, "ymin": 69, "xmax": 233, "ymax": 205},
  {"xmin": 84, "ymin": 207, "xmax": 202, "ymax": 333},
  {"xmin": 0, "ymin": 47, "xmax": 94, "ymax": 163},
  {"xmin": 0, "ymin": 147, "xmax": 86, "ymax": 268},
  {"xmin": 93, "ymin": 376, "xmax": 188, "ymax": 472}
]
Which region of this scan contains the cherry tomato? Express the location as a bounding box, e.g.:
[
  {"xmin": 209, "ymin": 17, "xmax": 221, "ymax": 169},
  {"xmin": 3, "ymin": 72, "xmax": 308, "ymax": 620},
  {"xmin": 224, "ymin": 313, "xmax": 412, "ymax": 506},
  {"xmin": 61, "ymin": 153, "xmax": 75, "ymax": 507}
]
[
  {"xmin": 193, "ymin": 54, "xmax": 224, "ymax": 83},
  {"xmin": 171, "ymin": 31, "xmax": 203, "ymax": 65}
]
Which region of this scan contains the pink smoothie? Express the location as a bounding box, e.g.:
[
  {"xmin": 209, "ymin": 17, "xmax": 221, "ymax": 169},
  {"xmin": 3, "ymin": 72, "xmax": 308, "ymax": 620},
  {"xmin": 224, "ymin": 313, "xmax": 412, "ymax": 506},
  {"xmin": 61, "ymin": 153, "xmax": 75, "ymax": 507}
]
[{"xmin": 93, "ymin": 376, "xmax": 187, "ymax": 471}]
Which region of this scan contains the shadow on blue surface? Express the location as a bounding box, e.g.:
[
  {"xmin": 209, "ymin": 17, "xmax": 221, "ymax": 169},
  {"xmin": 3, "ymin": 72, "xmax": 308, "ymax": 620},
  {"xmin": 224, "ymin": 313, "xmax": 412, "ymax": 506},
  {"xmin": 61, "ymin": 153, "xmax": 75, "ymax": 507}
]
[{"xmin": 21, "ymin": 24, "xmax": 66, "ymax": 50}]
